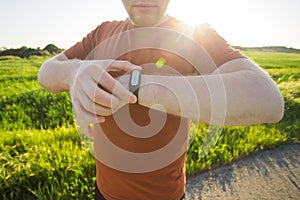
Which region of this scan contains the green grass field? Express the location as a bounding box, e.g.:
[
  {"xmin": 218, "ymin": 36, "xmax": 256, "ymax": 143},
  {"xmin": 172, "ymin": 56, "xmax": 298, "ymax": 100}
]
[{"xmin": 0, "ymin": 51, "xmax": 299, "ymax": 199}]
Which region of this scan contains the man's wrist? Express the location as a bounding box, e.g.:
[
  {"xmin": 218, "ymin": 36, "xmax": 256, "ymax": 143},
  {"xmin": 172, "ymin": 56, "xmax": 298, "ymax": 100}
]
[{"xmin": 66, "ymin": 59, "xmax": 83, "ymax": 90}]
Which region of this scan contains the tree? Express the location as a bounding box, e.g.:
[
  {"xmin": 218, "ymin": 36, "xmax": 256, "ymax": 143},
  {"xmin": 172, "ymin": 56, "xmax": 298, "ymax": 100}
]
[{"xmin": 43, "ymin": 44, "xmax": 62, "ymax": 54}]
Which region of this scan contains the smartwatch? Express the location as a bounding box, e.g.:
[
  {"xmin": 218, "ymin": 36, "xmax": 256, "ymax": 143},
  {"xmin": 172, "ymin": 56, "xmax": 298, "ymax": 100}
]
[{"xmin": 129, "ymin": 70, "xmax": 141, "ymax": 103}]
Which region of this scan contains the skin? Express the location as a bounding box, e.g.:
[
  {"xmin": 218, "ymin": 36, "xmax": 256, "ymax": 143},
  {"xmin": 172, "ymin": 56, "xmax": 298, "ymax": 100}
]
[
  {"xmin": 38, "ymin": 55, "xmax": 141, "ymax": 136},
  {"xmin": 122, "ymin": 0, "xmax": 170, "ymax": 27},
  {"xmin": 38, "ymin": 0, "xmax": 284, "ymax": 137},
  {"xmin": 138, "ymin": 58, "xmax": 284, "ymax": 126}
]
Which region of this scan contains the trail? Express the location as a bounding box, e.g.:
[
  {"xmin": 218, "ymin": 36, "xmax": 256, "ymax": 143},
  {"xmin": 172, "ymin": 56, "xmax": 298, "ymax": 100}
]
[{"xmin": 185, "ymin": 143, "xmax": 300, "ymax": 199}]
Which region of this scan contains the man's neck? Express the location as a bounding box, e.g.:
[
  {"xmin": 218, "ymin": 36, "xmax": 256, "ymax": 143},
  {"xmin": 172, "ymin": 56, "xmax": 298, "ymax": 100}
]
[{"xmin": 129, "ymin": 14, "xmax": 170, "ymax": 28}]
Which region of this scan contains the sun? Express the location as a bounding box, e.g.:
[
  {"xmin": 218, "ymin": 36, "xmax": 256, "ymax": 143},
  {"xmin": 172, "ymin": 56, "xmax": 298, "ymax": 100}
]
[
  {"xmin": 167, "ymin": 0, "xmax": 259, "ymax": 47},
  {"xmin": 167, "ymin": 0, "xmax": 211, "ymax": 26},
  {"xmin": 167, "ymin": 0, "xmax": 239, "ymax": 26}
]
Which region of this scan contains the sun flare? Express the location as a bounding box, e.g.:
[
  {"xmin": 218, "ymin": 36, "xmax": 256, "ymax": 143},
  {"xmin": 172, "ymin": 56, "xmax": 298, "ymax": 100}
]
[
  {"xmin": 167, "ymin": 0, "xmax": 264, "ymax": 47},
  {"xmin": 168, "ymin": 0, "xmax": 214, "ymax": 25}
]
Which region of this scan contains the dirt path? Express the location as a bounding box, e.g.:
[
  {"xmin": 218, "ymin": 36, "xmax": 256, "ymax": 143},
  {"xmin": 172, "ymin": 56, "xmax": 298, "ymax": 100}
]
[{"xmin": 185, "ymin": 143, "xmax": 300, "ymax": 200}]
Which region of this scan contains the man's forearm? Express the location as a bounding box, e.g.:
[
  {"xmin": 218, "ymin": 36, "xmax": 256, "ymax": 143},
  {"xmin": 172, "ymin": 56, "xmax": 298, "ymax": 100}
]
[
  {"xmin": 138, "ymin": 59, "xmax": 284, "ymax": 126},
  {"xmin": 38, "ymin": 53, "xmax": 81, "ymax": 93}
]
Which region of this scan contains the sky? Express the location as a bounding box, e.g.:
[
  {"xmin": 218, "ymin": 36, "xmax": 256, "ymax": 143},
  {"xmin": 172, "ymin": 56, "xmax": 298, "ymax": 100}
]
[{"xmin": 1, "ymin": 0, "xmax": 300, "ymax": 49}]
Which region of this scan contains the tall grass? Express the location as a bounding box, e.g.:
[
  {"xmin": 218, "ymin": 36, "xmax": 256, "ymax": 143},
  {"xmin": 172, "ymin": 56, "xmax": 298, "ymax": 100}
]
[{"xmin": 0, "ymin": 128, "xmax": 95, "ymax": 200}]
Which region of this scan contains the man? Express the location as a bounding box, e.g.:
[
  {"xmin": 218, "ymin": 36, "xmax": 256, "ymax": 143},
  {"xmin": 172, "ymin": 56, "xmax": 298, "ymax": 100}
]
[{"xmin": 38, "ymin": 0, "xmax": 284, "ymax": 199}]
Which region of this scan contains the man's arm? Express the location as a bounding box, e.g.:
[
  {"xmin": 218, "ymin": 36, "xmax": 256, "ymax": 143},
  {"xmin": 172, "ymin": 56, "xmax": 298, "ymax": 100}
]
[
  {"xmin": 38, "ymin": 53, "xmax": 141, "ymax": 137},
  {"xmin": 137, "ymin": 58, "xmax": 284, "ymax": 126},
  {"xmin": 38, "ymin": 53, "xmax": 81, "ymax": 93},
  {"xmin": 38, "ymin": 53, "xmax": 139, "ymax": 106}
]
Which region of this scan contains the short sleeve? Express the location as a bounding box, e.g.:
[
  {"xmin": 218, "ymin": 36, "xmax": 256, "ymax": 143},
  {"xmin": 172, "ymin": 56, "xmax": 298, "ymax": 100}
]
[
  {"xmin": 64, "ymin": 25, "xmax": 101, "ymax": 60},
  {"xmin": 193, "ymin": 24, "xmax": 245, "ymax": 67}
]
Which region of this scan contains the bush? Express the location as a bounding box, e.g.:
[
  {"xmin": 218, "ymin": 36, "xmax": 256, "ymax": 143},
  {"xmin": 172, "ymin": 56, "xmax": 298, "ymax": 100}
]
[{"xmin": 0, "ymin": 45, "xmax": 63, "ymax": 58}]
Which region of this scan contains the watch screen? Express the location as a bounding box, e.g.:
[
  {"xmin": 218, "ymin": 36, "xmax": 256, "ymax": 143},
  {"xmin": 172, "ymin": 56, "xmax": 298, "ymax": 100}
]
[{"xmin": 131, "ymin": 70, "xmax": 140, "ymax": 86}]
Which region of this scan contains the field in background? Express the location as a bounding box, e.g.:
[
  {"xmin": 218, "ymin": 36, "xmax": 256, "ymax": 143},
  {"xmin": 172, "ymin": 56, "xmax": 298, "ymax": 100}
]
[{"xmin": 0, "ymin": 50, "xmax": 299, "ymax": 199}]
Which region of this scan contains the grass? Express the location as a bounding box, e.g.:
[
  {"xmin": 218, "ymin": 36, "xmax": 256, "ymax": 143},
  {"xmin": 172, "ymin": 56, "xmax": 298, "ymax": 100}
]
[
  {"xmin": 0, "ymin": 128, "xmax": 95, "ymax": 200},
  {"xmin": 0, "ymin": 50, "xmax": 299, "ymax": 199},
  {"xmin": 242, "ymin": 50, "xmax": 300, "ymax": 69}
]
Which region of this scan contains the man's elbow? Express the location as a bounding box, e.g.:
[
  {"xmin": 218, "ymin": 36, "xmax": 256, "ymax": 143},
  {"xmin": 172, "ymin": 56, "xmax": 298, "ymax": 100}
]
[
  {"xmin": 256, "ymin": 72, "xmax": 285, "ymax": 124},
  {"xmin": 38, "ymin": 62, "xmax": 60, "ymax": 94},
  {"xmin": 38, "ymin": 63, "xmax": 49, "ymax": 89},
  {"xmin": 38, "ymin": 63, "xmax": 47, "ymax": 88},
  {"xmin": 265, "ymin": 93, "xmax": 285, "ymax": 123}
]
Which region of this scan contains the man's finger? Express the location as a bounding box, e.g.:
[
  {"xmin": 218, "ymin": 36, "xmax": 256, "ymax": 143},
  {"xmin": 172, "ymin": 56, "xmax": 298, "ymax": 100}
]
[
  {"xmin": 81, "ymin": 78, "xmax": 120, "ymax": 108},
  {"xmin": 76, "ymin": 117, "xmax": 94, "ymax": 138},
  {"xmin": 107, "ymin": 60, "xmax": 141, "ymax": 72},
  {"xmin": 72, "ymin": 97, "xmax": 104, "ymax": 123},
  {"xmin": 77, "ymin": 91, "xmax": 115, "ymax": 116},
  {"xmin": 94, "ymin": 70, "xmax": 136, "ymax": 104}
]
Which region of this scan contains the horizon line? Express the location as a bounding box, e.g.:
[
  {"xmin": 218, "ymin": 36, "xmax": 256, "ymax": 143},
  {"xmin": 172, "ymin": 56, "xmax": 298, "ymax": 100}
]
[{"xmin": 1, "ymin": 44, "xmax": 300, "ymax": 51}]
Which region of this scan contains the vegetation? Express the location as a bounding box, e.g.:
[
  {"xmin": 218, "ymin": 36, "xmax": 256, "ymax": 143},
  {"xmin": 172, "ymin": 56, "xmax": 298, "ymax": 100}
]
[
  {"xmin": 0, "ymin": 45, "xmax": 63, "ymax": 58},
  {"xmin": 234, "ymin": 46, "xmax": 300, "ymax": 54},
  {"xmin": 186, "ymin": 50, "xmax": 300, "ymax": 174},
  {"xmin": 0, "ymin": 49, "xmax": 299, "ymax": 199}
]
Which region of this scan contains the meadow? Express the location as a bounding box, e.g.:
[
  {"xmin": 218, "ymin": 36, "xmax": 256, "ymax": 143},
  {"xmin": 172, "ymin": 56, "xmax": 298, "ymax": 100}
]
[{"xmin": 0, "ymin": 50, "xmax": 299, "ymax": 199}]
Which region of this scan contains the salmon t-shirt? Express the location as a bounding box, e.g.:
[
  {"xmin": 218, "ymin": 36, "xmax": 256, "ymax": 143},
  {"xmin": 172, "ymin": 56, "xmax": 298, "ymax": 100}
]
[{"xmin": 64, "ymin": 17, "xmax": 244, "ymax": 200}]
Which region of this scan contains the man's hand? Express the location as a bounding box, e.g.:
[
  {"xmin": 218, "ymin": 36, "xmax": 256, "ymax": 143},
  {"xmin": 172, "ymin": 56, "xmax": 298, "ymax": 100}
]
[
  {"xmin": 69, "ymin": 59, "xmax": 141, "ymax": 137},
  {"xmin": 38, "ymin": 53, "xmax": 141, "ymax": 137}
]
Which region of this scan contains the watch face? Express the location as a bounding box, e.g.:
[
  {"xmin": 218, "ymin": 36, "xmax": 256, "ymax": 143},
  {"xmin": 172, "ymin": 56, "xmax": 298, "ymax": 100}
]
[{"xmin": 131, "ymin": 70, "xmax": 140, "ymax": 86}]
